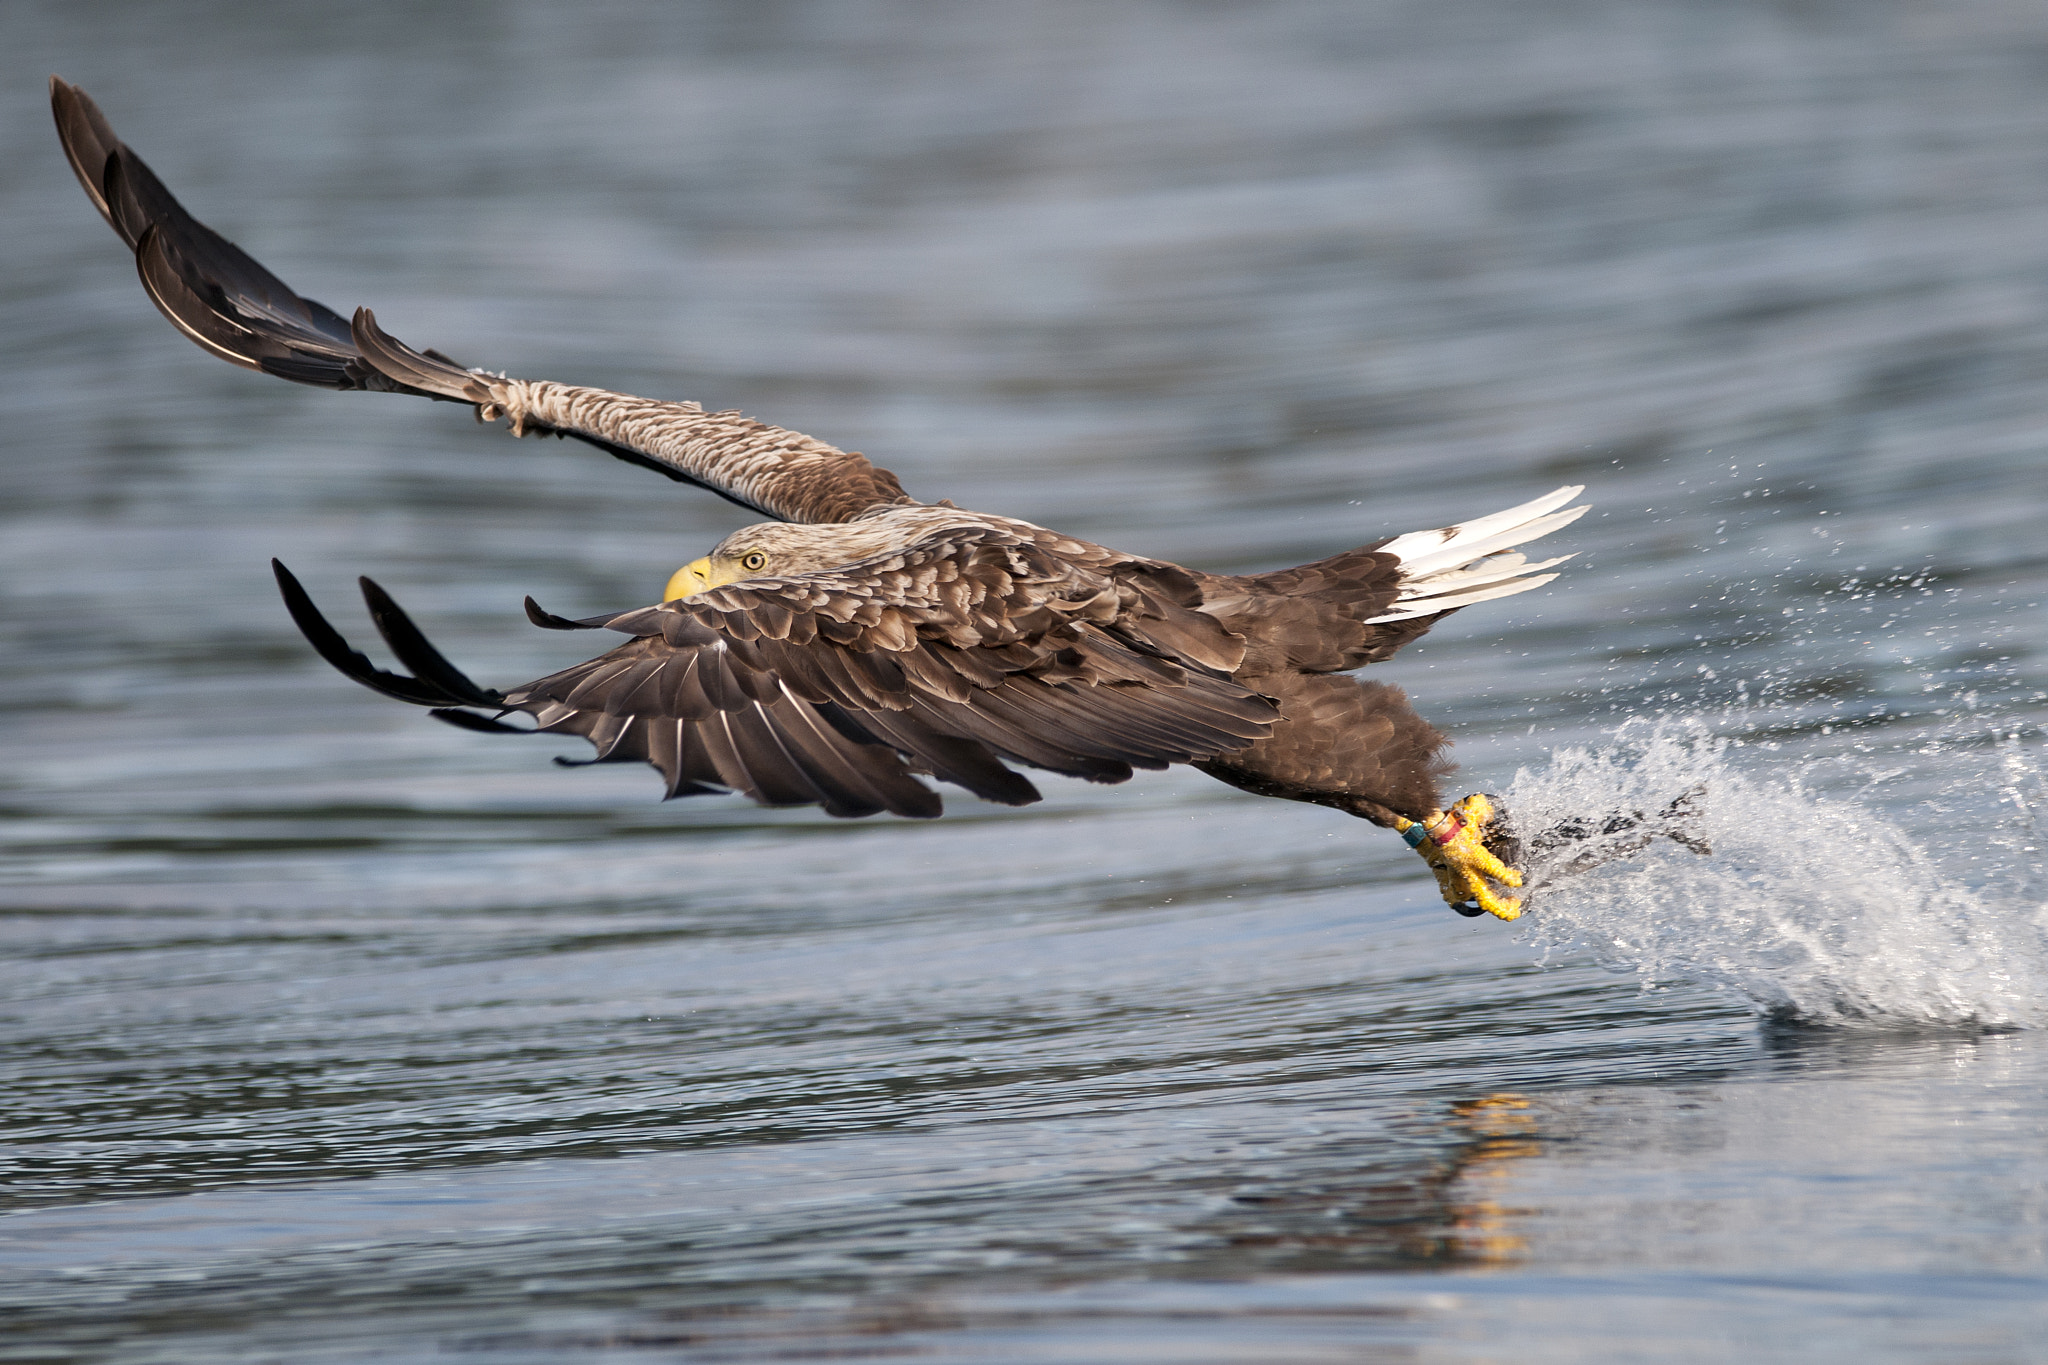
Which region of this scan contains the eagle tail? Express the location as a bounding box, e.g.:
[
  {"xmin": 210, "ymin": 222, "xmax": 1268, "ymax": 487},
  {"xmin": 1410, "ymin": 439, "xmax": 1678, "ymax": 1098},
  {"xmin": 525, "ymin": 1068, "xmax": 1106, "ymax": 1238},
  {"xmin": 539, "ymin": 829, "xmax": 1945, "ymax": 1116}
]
[{"xmin": 1365, "ymin": 486, "xmax": 1589, "ymax": 624}]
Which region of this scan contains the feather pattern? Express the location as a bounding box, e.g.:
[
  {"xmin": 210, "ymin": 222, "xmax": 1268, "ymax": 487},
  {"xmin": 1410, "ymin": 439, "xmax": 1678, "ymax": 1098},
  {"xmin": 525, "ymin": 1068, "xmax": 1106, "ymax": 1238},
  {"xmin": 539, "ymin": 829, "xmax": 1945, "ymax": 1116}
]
[{"xmin": 268, "ymin": 518, "xmax": 1280, "ymax": 820}]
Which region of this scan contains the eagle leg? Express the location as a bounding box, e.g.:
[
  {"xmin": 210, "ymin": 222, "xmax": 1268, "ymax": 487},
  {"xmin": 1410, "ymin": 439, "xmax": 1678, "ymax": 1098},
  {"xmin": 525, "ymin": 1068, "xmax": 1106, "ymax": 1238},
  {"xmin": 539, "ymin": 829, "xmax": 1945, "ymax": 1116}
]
[{"xmin": 1397, "ymin": 793, "xmax": 1524, "ymax": 921}]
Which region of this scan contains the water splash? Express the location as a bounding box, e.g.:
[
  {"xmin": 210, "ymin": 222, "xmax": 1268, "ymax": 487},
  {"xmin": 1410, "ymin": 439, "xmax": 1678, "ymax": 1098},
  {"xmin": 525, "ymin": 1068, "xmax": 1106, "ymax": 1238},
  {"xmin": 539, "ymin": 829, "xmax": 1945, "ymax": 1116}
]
[{"xmin": 1504, "ymin": 722, "xmax": 2048, "ymax": 1028}]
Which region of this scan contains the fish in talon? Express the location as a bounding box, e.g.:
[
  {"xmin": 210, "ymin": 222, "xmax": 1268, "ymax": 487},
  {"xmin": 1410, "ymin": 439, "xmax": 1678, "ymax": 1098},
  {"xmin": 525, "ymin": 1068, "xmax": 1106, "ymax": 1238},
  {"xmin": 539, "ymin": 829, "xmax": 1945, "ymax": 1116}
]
[{"xmin": 1490, "ymin": 785, "xmax": 1713, "ymax": 908}]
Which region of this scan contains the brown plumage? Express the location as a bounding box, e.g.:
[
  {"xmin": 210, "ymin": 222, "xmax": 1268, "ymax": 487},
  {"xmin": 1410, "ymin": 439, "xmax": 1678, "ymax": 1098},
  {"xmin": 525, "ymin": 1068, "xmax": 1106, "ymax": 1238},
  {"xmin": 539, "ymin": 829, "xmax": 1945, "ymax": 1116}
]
[{"xmin": 54, "ymin": 77, "xmax": 1589, "ymax": 851}]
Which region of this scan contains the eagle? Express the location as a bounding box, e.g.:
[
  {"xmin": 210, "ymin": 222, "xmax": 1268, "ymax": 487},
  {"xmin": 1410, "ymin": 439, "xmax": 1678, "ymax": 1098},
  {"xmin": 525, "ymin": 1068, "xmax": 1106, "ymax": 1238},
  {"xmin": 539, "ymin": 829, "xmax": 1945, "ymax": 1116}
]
[{"xmin": 53, "ymin": 78, "xmax": 1584, "ymax": 921}]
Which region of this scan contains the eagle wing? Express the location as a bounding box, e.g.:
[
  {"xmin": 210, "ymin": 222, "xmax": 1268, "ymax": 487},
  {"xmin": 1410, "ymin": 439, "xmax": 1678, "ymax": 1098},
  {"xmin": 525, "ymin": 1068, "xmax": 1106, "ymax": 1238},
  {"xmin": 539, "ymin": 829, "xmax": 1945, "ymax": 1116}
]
[
  {"xmin": 272, "ymin": 528, "xmax": 1278, "ymax": 820},
  {"xmin": 50, "ymin": 77, "xmax": 909, "ymax": 525}
]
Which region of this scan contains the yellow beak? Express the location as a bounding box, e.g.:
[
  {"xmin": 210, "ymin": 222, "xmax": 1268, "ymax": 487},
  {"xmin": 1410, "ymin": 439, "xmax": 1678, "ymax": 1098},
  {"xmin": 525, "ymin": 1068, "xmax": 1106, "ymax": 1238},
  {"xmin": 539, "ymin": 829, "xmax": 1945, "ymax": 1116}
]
[{"xmin": 663, "ymin": 557, "xmax": 717, "ymax": 601}]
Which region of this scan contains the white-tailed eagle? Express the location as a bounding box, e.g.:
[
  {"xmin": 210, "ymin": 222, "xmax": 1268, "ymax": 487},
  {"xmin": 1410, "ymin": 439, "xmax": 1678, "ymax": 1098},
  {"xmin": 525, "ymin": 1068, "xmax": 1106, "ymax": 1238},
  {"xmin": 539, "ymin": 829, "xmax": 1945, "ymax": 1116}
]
[{"xmin": 53, "ymin": 77, "xmax": 1592, "ymax": 919}]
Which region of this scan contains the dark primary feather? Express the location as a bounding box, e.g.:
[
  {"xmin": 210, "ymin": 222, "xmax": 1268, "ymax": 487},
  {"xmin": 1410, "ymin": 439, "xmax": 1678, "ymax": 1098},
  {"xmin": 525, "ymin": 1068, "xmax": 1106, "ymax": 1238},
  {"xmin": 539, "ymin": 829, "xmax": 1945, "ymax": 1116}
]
[
  {"xmin": 53, "ymin": 77, "xmax": 433, "ymax": 392},
  {"xmin": 271, "ymin": 560, "xmax": 457, "ymax": 708},
  {"xmin": 346, "ymin": 307, "xmax": 490, "ymax": 402},
  {"xmin": 357, "ymin": 577, "xmax": 503, "ymax": 709},
  {"xmin": 49, "ymin": 75, "xmax": 122, "ymax": 232}
]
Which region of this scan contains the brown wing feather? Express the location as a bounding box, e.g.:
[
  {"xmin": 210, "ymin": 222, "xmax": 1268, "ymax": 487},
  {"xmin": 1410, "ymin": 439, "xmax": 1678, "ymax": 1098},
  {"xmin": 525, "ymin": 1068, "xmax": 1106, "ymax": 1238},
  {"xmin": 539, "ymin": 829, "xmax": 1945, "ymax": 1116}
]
[
  {"xmin": 533, "ymin": 526, "xmax": 1278, "ymax": 787},
  {"xmin": 511, "ymin": 583, "xmax": 1275, "ymax": 801},
  {"xmin": 275, "ymin": 522, "xmax": 1277, "ymax": 820}
]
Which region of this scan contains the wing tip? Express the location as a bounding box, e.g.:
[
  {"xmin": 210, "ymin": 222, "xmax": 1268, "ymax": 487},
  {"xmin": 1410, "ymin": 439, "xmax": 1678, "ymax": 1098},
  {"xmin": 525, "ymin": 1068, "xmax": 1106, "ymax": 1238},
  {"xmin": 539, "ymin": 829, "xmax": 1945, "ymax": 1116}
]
[{"xmin": 49, "ymin": 76, "xmax": 122, "ymax": 237}]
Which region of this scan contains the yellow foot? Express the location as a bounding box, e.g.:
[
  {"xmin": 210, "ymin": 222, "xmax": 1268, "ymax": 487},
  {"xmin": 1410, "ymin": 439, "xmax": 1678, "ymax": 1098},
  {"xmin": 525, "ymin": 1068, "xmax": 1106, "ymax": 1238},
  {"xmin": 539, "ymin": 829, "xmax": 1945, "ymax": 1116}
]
[{"xmin": 1397, "ymin": 794, "xmax": 1524, "ymax": 921}]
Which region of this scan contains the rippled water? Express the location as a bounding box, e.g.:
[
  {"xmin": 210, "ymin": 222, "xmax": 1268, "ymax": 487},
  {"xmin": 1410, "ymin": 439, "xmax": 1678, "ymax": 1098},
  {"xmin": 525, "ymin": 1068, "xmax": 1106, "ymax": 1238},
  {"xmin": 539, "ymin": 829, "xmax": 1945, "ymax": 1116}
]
[{"xmin": 4, "ymin": 1, "xmax": 2046, "ymax": 1360}]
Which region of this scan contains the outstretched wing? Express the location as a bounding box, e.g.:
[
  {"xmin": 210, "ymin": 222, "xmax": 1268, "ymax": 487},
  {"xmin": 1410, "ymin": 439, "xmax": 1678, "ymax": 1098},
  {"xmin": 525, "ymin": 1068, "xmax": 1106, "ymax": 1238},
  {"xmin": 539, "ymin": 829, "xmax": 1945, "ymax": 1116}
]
[
  {"xmin": 271, "ymin": 530, "xmax": 1278, "ymax": 820},
  {"xmin": 50, "ymin": 77, "xmax": 910, "ymax": 524}
]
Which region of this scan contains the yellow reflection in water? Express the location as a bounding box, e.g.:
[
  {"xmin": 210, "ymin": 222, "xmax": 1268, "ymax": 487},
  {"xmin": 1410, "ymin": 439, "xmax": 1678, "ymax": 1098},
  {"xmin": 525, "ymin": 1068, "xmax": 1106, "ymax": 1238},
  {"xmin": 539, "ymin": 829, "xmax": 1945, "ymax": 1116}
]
[{"xmin": 1443, "ymin": 1094, "xmax": 1541, "ymax": 1264}]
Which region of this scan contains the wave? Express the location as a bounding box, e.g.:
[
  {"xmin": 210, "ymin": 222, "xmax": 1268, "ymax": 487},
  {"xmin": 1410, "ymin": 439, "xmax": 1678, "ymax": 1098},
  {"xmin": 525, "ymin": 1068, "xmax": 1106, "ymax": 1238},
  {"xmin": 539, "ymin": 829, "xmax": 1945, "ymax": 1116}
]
[{"xmin": 1503, "ymin": 721, "xmax": 2048, "ymax": 1028}]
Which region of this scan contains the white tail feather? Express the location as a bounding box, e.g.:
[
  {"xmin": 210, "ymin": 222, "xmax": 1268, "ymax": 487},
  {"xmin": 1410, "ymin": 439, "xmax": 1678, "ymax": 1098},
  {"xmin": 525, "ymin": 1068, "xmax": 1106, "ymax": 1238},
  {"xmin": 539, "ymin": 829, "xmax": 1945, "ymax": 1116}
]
[
  {"xmin": 1365, "ymin": 486, "xmax": 1588, "ymax": 624},
  {"xmin": 1401, "ymin": 550, "xmax": 1575, "ymax": 595},
  {"xmin": 1367, "ymin": 572, "xmax": 1562, "ymax": 623},
  {"xmin": 1375, "ymin": 485, "xmax": 1584, "ymax": 570}
]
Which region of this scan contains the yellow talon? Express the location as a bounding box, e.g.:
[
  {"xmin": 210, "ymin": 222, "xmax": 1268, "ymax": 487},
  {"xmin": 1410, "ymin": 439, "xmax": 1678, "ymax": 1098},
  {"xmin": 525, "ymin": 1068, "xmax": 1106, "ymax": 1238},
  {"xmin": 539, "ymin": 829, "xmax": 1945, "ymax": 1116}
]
[{"xmin": 1397, "ymin": 793, "xmax": 1524, "ymax": 921}]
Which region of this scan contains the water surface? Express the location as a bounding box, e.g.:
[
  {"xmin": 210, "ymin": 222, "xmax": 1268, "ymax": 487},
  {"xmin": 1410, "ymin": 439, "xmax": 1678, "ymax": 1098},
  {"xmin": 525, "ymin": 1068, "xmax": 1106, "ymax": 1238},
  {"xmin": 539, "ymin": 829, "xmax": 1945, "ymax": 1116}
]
[{"xmin": 3, "ymin": 2, "xmax": 2046, "ymax": 1360}]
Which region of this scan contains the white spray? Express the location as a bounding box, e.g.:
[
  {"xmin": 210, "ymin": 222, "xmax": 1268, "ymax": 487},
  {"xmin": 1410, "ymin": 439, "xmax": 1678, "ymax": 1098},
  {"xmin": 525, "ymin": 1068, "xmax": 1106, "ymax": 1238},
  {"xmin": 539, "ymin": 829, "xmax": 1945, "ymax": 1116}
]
[{"xmin": 1504, "ymin": 721, "xmax": 2048, "ymax": 1028}]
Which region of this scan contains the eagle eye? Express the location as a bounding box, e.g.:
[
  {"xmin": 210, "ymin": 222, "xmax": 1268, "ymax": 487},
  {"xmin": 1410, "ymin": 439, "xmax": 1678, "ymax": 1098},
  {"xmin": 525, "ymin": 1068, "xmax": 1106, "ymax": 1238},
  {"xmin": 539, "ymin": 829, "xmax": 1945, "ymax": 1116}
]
[{"xmin": 740, "ymin": 551, "xmax": 767, "ymax": 573}]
